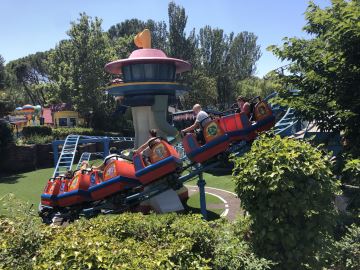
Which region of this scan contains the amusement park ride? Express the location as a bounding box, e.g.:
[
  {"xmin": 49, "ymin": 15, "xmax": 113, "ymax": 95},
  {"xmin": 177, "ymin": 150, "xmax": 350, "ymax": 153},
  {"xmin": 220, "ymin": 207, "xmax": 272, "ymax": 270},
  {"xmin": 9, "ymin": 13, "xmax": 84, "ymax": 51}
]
[{"xmin": 39, "ymin": 30, "xmax": 302, "ymax": 224}]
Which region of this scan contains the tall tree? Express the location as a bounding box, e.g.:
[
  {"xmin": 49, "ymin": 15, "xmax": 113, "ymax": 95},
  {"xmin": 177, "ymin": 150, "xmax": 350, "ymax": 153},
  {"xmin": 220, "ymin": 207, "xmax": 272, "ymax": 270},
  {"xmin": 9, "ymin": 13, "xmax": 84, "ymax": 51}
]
[
  {"xmin": 108, "ymin": 19, "xmax": 145, "ymax": 39},
  {"xmin": 168, "ymin": 1, "xmax": 197, "ymax": 61},
  {"xmin": 180, "ymin": 70, "xmax": 218, "ymax": 109},
  {"xmin": 236, "ymin": 76, "xmax": 279, "ymax": 99},
  {"xmin": 48, "ymin": 13, "xmax": 116, "ymax": 121},
  {"xmin": 197, "ymin": 26, "xmax": 261, "ymax": 108},
  {"xmin": 5, "ymin": 52, "xmax": 50, "ymax": 106},
  {"xmin": 229, "ymin": 31, "xmax": 261, "ymax": 81},
  {"xmin": 268, "ymin": 0, "xmax": 360, "ymax": 156},
  {"xmin": 108, "ymin": 19, "xmax": 169, "ymax": 53},
  {"xmin": 0, "ymin": 54, "xmax": 5, "ymax": 90}
]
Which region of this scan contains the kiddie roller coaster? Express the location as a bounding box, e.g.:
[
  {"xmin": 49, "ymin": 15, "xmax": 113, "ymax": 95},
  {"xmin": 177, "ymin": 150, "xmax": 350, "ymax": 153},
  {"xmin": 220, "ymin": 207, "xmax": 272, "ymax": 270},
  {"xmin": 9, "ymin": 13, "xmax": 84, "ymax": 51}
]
[{"xmin": 38, "ymin": 30, "xmax": 307, "ymax": 224}]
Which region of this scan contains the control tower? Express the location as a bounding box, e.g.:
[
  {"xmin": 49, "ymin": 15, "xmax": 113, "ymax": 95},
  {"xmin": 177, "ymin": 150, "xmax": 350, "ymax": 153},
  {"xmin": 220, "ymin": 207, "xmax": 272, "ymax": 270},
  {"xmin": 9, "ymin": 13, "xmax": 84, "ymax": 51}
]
[{"xmin": 105, "ymin": 29, "xmax": 191, "ymax": 147}]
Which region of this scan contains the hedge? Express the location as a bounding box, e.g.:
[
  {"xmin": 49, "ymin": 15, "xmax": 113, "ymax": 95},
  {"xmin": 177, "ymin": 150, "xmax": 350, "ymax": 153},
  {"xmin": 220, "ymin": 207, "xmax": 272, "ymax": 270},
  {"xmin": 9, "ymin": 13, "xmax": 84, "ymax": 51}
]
[
  {"xmin": 52, "ymin": 127, "xmax": 125, "ymax": 139},
  {"xmin": 20, "ymin": 126, "xmax": 128, "ymax": 142},
  {"xmin": 0, "ymin": 195, "xmax": 273, "ymax": 270},
  {"xmin": 22, "ymin": 126, "xmax": 52, "ymax": 138}
]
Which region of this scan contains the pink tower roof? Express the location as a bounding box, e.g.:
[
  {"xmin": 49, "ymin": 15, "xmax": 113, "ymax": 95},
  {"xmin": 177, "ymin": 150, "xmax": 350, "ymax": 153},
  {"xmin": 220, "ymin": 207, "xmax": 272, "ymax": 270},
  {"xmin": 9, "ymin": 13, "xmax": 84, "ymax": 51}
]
[{"xmin": 105, "ymin": 49, "xmax": 191, "ymax": 75}]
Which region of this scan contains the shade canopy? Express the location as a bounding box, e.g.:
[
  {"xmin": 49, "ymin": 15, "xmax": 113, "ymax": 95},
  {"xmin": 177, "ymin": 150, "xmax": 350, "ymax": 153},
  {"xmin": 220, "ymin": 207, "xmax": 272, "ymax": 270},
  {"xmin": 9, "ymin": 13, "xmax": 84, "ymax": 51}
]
[{"xmin": 105, "ymin": 49, "xmax": 191, "ymax": 75}]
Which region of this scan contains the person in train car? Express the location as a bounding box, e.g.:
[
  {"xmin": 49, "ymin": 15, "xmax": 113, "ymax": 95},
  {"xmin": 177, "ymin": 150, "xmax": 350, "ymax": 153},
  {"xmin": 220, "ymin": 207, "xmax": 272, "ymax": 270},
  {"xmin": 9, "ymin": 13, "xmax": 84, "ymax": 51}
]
[
  {"xmin": 236, "ymin": 96, "xmax": 251, "ymax": 118},
  {"xmin": 134, "ymin": 129, "xmax": 160, "ymax": 165},
  {"xmin": 92, "ymin": 147, "xmax": 120, "ymax": 171},
  {"xmin": 180, "ymin": 104, "xmax": 211, "ymax": 144},
  {"xmin": 64, "ymin": 170, "xmax": 73, "ymax": 179}
]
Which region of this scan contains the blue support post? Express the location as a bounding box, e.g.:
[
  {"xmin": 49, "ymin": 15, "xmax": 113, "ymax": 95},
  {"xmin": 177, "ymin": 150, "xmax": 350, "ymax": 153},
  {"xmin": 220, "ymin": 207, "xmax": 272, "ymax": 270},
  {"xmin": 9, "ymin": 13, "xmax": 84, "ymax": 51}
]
[
  {"xmin": 52, "ymin": 141, "xmax": 59, "ymax": 166},
  {"xmin": 103, "ymin": 137, "xmax": 110, "ymax": 157},
  {"xmin": 197, "ymin": 171, "xmax": 207, "ymax": 220}
]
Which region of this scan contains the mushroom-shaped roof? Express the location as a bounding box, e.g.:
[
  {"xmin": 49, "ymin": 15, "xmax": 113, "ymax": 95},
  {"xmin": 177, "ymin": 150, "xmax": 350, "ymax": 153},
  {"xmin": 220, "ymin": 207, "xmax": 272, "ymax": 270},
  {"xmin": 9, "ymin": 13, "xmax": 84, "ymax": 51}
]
[{"xmin": 105, "ymin": 49, "xmax": 191, "ymax": 75}]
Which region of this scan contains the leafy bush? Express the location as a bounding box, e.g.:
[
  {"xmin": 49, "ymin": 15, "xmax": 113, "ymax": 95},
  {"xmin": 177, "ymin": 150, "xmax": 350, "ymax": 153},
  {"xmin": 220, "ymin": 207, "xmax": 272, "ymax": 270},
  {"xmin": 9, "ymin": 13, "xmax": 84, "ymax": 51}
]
[
  {"xmin": 22, "ymin": 126, "xmax": 52, "ymax": 138},
  {"xmin": 341, "ymin": 158, "xmax": 360, "ymax": 223},
  {"xmin": 18, "ymin": 135, "xmax": 54, "ymax": 145},
  {"xmin": 213, "ymin": 217, "xmax": 273, "ymax": 270},
  {"xmin": 331, "ymin": 224, "xmax": 360, "ymax": 270},
  {"xmin": 0, "ymin": 120, "xmax": 13, "ymax": 163},
  {"xmin": 52, "ymin": 127, "xmax": 124, "ymax": 139},
  {"xmin": 0, "ymin": 204, "xmax": 273, "ymax": 270},
  {"xmin": 0, "ymin": 194, "xmax": 55, "ymax": 270},
  {"xmin": 233, "ymin": 135, "xmax": 340, "ymax": 269},
  {"xmin": 343, "ymin": 159, "xmax": 360, "ymax": 187}
]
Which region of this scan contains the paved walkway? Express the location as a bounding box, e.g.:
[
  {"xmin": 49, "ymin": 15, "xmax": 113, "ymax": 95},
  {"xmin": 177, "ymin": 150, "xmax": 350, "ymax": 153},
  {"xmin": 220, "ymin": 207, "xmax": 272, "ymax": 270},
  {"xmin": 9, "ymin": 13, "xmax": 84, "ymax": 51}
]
[{"xmin": 186, "ymin": 185, "xmax": 243, "ymax": 221}]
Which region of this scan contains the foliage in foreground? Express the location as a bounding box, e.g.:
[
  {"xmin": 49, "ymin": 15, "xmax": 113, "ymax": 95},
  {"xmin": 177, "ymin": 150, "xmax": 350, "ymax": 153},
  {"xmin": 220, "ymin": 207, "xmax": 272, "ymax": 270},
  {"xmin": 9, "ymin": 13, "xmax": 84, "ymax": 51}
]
[
  {"xmin": 233, "ymin": 135, "xmax": 340, "ymax": 269},
  {"xmin": 0, "ymin": 195, "xmax": 272, "ymax": 270},
  {"xmin": 331, "ymin": 223, "xmax": 360, "ymax": 270}
]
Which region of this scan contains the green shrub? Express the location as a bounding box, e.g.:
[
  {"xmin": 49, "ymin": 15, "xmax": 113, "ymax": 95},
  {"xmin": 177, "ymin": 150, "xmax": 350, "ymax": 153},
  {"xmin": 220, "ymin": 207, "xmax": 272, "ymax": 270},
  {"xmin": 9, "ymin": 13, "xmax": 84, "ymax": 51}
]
[
  {"xmin": 340, "ymin": 158, "xmax": 360, "ymax": 224},
  {"xmin": 332, "ymin": 224, "xmax": 360, "ymax": 270},
  {"xmin": 52, "ymin": 127, "xmax": 124, "ymax": 139},
  {"xmin": 0, "ymin": 194, "xmax": 272, "ymax": 270},
  {"xmin": 343, "ymin": 158, "xmax": 360, "ymax": 187},
  {"xmin": 20, "ymin": 135, "xmax": 53, "ymax": 145},
  {"xmin": 31, "ymin": 213, "xmax": 272, "ymax": 270},
  {"xmin": 213, "ymin": 217, "xmax": 274, "ymax": 270},
  {"xmin": 22, "ymin": 126, "xmax": 52, "ymax": 138},
  {"xmin": 0, "ymin": 194, "xmax": 55, "ymax": 270},
  {"xmin": 0, "ymin": 120, "xmax": 13, "ymax": 156},
  {"xmin": 233, "ymin": 135, "xmax": 340, "ymax": 269}
]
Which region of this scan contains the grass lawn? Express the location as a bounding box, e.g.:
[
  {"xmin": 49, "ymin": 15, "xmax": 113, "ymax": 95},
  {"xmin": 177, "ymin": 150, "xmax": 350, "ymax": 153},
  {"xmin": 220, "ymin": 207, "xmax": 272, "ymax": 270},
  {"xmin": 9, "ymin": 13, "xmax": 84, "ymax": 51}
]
[
  {"xmin": 186, "ymin": 172, "xmax": 235, "ymax": 193},
  {"xmin": 0, "ymin": 167, "xmax": 54, "ymax": 207},
  {"xmin": 186, "ymin": 192, "xmax": 224, "ymax": 221}
]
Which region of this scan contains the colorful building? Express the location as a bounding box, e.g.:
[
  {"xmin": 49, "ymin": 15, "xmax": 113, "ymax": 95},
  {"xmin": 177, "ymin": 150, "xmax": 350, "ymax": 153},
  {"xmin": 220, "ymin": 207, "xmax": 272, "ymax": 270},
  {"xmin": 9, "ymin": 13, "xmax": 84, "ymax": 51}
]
[
  {"xmin": 7, "ymin": 103, "xmax": 84, "ymax": 130},
  {"xmin": 50, "ymin": 103, "xmax": 84, "ymax": 127},
  {"xmin": 53, "ymin": 110, "xmax": 84, "ymax": 127}
]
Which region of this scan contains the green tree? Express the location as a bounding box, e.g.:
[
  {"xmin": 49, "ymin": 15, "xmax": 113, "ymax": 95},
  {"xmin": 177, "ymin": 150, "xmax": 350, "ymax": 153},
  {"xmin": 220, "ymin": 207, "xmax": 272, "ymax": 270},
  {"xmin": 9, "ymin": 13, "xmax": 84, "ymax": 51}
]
[
  {"xmin": 229, "ymin": 32, "xmax": 261, "ymax": 81},
  {"xmin": 180, "ymin": 70, "xmax": 218, "ymax": 109},
  {"xmin": 168, "ymin": 1, "xmax": 197, "ymax": 62},
  {"xmin": 108, "ymin": 19, "xmax": 169, "ymax": 53},
  {"xmin": 236, "ymin": 76, "xmax": 279, "ymax": 99},
  {"xmin": 48, "ymin": 13, "xmax": 116, "ymax": 125},
  {"xmin": 108, "ymin": 18, "xmax": 146, "ymax": 39},
  {"xmin": 268, "ymin": 0, "xmax": 360, "ymax": 156},
  {"xmin": 5, "ymin": 52, "xmax": 50, "ymax": 106},
  {"xmin": 0, "ymin": 54, "xmax": 5, "ymax": 90},
  {"xmin": 197, "ymin": 26, "xmax": 261, "ymax": 108}
]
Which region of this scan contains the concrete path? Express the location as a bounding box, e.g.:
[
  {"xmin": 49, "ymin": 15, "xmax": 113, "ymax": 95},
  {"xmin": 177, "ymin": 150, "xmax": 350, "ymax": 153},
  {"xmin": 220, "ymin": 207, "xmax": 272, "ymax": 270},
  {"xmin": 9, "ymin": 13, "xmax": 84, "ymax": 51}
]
[{"xmin": 186, "ymin": 185, "xmax": 243, "ymax": 221}]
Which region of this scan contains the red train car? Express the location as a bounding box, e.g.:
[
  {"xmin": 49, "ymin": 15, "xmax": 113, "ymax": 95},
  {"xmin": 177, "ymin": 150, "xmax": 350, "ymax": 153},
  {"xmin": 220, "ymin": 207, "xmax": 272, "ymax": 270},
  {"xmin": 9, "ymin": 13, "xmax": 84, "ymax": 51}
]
[
  {"xmin": 56, "ymin": 171, "xmax": 91, "ymax": 207},
  {"xmin": 88, "ymin": 160, "xmax": 141, "ymax": 201},
  {"xmin": 183, "ymin": 118, "xmax": 230, "ymax": 163},
  {"xmin": 134, "ymin": 138, "xmax": 182, "ymax": 184}
]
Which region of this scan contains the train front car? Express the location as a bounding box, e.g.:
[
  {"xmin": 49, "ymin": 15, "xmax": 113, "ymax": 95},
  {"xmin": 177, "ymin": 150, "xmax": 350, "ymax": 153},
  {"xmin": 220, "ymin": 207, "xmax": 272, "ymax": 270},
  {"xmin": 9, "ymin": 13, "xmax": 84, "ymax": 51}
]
[{"xmin": 183, "ymin": 118, "xmax": 230, "ymax": 164}]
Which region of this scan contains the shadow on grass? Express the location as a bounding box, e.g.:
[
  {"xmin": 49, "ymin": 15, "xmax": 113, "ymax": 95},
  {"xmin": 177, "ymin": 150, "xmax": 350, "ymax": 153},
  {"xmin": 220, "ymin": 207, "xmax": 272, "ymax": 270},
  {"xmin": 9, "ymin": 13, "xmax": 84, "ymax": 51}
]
[
  {"xmin": 0, "ymin": 173, "xmax": 25, "ymax": 184},
  {"xmin": 185, "ymin": 205, "xmax": 221, "ymax": 221}
]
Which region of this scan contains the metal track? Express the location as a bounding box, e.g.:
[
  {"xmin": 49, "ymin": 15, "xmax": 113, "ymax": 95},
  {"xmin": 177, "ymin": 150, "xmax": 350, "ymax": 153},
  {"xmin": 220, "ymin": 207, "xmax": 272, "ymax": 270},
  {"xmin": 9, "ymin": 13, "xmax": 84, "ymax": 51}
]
[
  {"xmin": 274, "ymin": 108, "xmax": 299, "ymax": 137},
  {"xmin": 53, "ymin": 135, "xmax": 80, "ymax": 177},
  {"xmin": 76, "ymin": 152, "xmax": 92, "ymax": 170}
]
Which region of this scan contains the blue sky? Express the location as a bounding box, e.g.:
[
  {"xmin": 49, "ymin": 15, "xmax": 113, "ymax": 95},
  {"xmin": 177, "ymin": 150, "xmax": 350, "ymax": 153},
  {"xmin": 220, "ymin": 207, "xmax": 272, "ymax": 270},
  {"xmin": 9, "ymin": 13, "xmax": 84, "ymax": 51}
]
[{"xmin": 0, "ymin": 0, "xmax": 330, "ymax": 77}]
